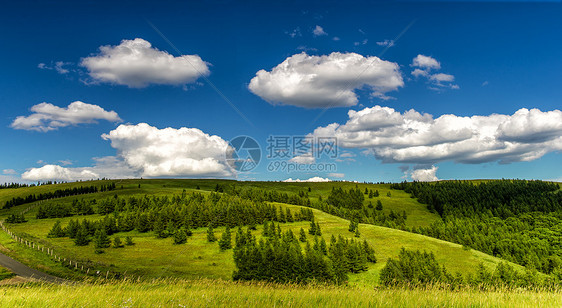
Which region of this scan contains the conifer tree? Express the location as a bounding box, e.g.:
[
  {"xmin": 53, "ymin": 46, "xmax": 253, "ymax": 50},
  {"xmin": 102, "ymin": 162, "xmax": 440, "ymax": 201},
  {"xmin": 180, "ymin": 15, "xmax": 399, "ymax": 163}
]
[
  {"xmin": 166, "ymin": 221, "xmax": 177, "ymax": 237},
  {"xmin": 309, "ymin": 220, "xmax": 317, "ymax": 235},
  {"xmin": 376, "ymin": 200, "xmax": 383, "ymax": 211},
  {"xmin": 320, "ymin": 237, "xmax": 328, "ymax": 255},
  {"xmin": 286, "ymin": 208, "xmax": 294, "ymax": 223},
  {"xmin": 113, "ymin": 236, "xmax": 124, "ymax": 248},
  {"xmin": 74, "ymin": 223, "xmax": 90, "ymax": 246},
  {"xmin": 262, "ymin": 220, "xmax": 270, "ymax": 237},
  {"xmin": 219, "ymin": 226, "xmax": 232, "ymax": 250},
  {"xmin": 154, "ymin": 217, "xmax": 167, "ymax": 238},
  {"xmin": 94, "ymin": 228, "xmax": 111, "ymax": 249},
  {"xmin": 207, "ymin": 224, "xmax": 217, "ymax": 242},
  {"xmin": 354, "ymin": 226, "xmax": 361, "ymax": 238},
  {"xmin": 299, "ymin": 228, "xmax": 307, "ymax": 242},
  {"xmin": 348, "ymin": 220, "xmax": 356, "ymax": 232},
  {"xmin": 173, "ymin": 228, "xmax": 187, "ymax": 244},
  {"xmin": 47, "ymin": 220, "xmax": 65, "ymax": 238},
  {"xmin": 315, "ymin": 222, "xmax": 322, "ymax": 236},
  {"xmin": 125, "ymin": 236, "xmax": 134, "ymax": 246}
]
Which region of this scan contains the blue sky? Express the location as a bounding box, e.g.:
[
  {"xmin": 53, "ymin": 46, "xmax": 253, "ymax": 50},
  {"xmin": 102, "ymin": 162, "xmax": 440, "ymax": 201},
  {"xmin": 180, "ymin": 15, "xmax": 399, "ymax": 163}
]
[{"xmin": 0, "ymin": 0, "xmax": 561, "ymax": 183}]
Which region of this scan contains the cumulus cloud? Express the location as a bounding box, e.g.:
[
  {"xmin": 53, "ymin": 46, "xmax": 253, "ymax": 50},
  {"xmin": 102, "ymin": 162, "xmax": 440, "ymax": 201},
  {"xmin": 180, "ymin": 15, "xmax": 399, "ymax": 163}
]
[
  {"xmin": 21, "ymin": 156, "xmax": 139, "ymax": 182},
  {"xmin": 11, "ymin": 101, "xmax": 121, "ymax": 132},
  {"xmin": 412, "ymin": 55, "xmax": 441, "ymax": 70},
  {"xmin": 313, "ymin": 25, "xmax": 327, "ymax": 36},
  {"xmin": 411, "ymin": 55, "xmax": 458, "ymax": 90},
  {"xmin": 311, "ymin": 105, "xmax": 562, "ymax": 165},
  {"xmin": 101, "ymin": 123, "xmax": 233, "ymax": 178},
  {"xmin": 283, "ymin": 176, "xmax": 331, "ymax": 182},
  {"xmin": 410, "ymin": 165, "xmax": 439, "ymax": 182},
  {"xmin": 23, "ymin": 165, "xmax": 100, "ymax": 181},
  {"xmin": 80, "ymin": 38, "xmax": 210, "ymax": 88},
  {"xmin": 249, "ymin": 52, "xmax": 403, "ymax": 108},
  {"xmin": 21, "ymin": 123, "xmax": 236, "ymax": 181}
]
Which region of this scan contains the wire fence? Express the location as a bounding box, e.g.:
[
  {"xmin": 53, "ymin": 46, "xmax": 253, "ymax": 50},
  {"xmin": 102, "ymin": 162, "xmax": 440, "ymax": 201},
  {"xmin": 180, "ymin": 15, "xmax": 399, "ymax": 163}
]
[{"xmin": 0, "ymin": 197, "xmax": 138, "ymax": 282}]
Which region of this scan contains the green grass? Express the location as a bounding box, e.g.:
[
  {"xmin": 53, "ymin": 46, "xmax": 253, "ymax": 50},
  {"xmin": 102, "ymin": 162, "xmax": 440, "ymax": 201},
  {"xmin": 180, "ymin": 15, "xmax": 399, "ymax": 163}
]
[
  {"xmin": 5, "ymin": 198, "xmax": 522, "ymax": 285},
  {"xmin": 0, "ymin": 266, "xmax": 15, "ymax": 281},
  {"xmin": 0, "ymin": 279, "xmax": 560, "ymax": 307},
  {"xmin": 0, "ymin": 179, "xmax": 523, "ymax": 284}
]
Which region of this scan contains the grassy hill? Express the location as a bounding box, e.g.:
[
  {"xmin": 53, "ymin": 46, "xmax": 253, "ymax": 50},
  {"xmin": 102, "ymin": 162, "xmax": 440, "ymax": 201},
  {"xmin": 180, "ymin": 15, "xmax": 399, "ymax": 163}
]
[{"xmin": 0, "ymin": 179, "xmax": 524, "ymax": 286}]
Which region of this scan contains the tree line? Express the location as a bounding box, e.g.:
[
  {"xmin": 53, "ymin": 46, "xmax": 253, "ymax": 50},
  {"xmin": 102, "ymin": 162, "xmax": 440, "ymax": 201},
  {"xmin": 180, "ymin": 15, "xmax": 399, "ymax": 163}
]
[
  {"xmin": 391, "ymin": 180, "xmax": 562, "ymax": 274},
  {"xmin": 3, "ymin": 183, "xmax": 116, "ymax": 209}
]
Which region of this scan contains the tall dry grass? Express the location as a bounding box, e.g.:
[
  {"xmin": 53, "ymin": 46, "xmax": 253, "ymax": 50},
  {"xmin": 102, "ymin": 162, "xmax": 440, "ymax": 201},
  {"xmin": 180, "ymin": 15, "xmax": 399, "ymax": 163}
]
[{"xmin": 1, "ymin": 278, "xmax": 561, "ymax": 307}]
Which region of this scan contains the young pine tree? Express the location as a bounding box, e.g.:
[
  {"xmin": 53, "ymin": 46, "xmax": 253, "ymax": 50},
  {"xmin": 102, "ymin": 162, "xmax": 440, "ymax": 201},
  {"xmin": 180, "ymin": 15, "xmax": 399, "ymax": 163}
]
[
  {"xmin": 74, "ymin": 223, "xmax": 90, "ymax": 246},
  {"xmin": 299, "ymin": 228, "xmax": 307, "ymax": 242},
  {"xmin": 47, "ymin": 220, "xmax": 65, "ymax": 238},
  {"xmin": 348, "ymin": 220, "xmax": 356, "ymax": 232},
  {"xmin": 173, "ymin": 228, "xmax": 188, "ymax": 245},
  {"xmin": 207, "ymin": 224, "xmax": 217, "ymax": 242},
  {"xmin": 113, "ymin": 236, "xmax": 124, "ymax": 248},
  {"xmin": 125, "ymin": 236, "xmax": 134, "ymax": 246},
  {"xmin": 376, "ymin": 200, "xmax": 383, "ymax": 211},
  {"xmin": 309, "ymin": 220, "xmax": 317, "ymax": 235},
  {"xmin": 315, "ymin": 222, "xmax": 322, "ymax": 236},
  {"xmin": 218, "ymin": 226, "xmax": 232, "ymax": 250},
  {"xmin": 94, "ymin": 228, "xmax": 111, "ymax": 250}
]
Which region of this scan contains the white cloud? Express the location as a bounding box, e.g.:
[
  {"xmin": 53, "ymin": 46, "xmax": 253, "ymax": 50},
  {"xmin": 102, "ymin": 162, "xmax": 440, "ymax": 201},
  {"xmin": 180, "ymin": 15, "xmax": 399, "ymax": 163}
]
[
  {"xmin": 80, "ymin": 38, "xmax": 210, "ymax": 88},
  {"xmin": 249, "ymin": 52, "xmax": 403, "ymax": 108},
  {"xmin": 332, "ymin": 37, "xmax": 341, "ymax": 41},
  {"xmin": 2, "ymin": 169, "xmax": 16, "ymax": 175},
  {"xmin": 411, "ymin": 68, "xmax": 429, "ymax": 78},
  {"xmin": 411, "ymin": 55, "xmax": 441, "ymax": 70},
  {"xmin": 283, "ymin": 176, "xmax": 331, "ymax": 182},
  {"xmin": 430, "ymin": 73, "xmax": 455, "ymax": 83},
  {"xmin": 11, "ymin": 101, "xmax": 121, "ymax": 132},
  {"xmin": 21, "ymin": 156, "xmax": 139, "ymax": 182},
  {"xmin": 38, "ymin": 61, "xmax": 72, "ymax": 74},
  {"xmin": 21, "ymin": 123, "xmax": 236, "ymax": 181},
  {"xmin": 102, "ymin": 123, "xmax": 233, "ymax": 178},
  {"xmin": 410, "ymin": 165, "xmax": 439, "ymax": 182},
  {"xmin": 22, "ymin": 165, "xmax": 100, "ymax": 181},
  {"xmin": 289, "ymin": 154, "xmax": 316, "ymax": 164},
  {"xmin": 313, "ymin": 25, "xmax": 327, "ymax": 36},
  {"xmin": 376, "ymin": 40, "xmax": 395, "ymax": 47},
  {"xmin": 411, "ymin": 55, "xmax": 457, "ymax": 90},
  {"xmin": 311, "ymin": 105, "xmax": 562, "ymax": 165}
]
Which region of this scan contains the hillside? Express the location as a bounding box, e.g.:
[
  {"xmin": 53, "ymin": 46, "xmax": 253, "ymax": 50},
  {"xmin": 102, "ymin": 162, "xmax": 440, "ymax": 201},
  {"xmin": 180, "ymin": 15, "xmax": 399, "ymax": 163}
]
[{"xmin": 0, "ymin": 179, "xmax": 525, "ymax": 286}]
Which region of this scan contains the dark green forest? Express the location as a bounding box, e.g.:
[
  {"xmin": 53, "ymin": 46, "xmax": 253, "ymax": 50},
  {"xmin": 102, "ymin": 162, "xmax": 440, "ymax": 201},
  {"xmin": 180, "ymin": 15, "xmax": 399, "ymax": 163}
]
[{"xmin": 391, "ymin": 180, "xmax": 562, "ymax": 275}]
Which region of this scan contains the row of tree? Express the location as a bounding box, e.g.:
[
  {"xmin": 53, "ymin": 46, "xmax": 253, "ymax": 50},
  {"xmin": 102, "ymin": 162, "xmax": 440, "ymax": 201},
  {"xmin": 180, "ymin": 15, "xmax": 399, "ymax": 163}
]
[
  {"xmin": 3, "ymin": 184, "xmax": 116, "ymax": 209},
  {"xmin": 36, "ymin": 192, "xmax": 315, "ymax": 232}
]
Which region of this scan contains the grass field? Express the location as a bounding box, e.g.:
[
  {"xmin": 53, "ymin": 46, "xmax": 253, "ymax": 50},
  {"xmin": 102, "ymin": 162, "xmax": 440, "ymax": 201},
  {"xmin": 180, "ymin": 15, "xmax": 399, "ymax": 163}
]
[
  {"xmin": 1, "ymin": 279, "xmax": 560, "ymax": 307},
  {"xmin": 0, "ymin": 179, "xmax": 522, "ymax": 285},
  {"xmin": 0, "ymin": 179, "xmax": 560, "ymax": 307},
  {"xmin": 0, "ymin": 266, "xmax": 15, "ymax": 281}
]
